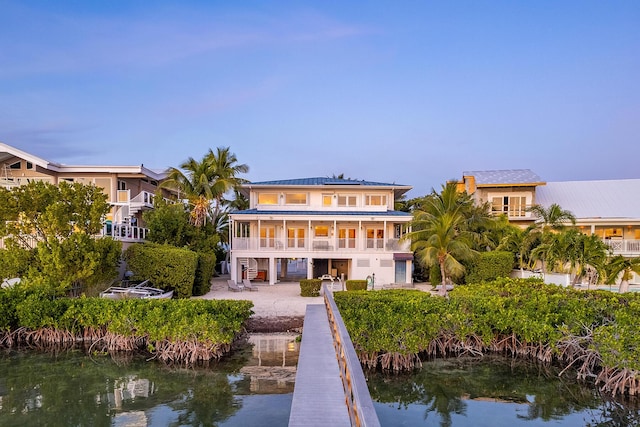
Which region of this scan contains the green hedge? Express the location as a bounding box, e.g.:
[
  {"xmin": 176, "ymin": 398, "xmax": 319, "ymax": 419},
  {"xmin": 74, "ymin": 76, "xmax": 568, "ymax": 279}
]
[
  {"xmin": 0, "ymin": 245, "xmax": 34, "ymax": 280},
  {"xmin": 345, "ymin": 280, "xmax": 367, "ymax": 291},
  {"xmin": 300, "ymin": 279, "xmax": 321, "ymax": 297},
  {"xmin": 334, "ymin": 278, "xmax": 640, "ymax": 379},
  {"xmin": 124, "ymin": 243, "xmax": 198, "ymax": 298},
  {"xmin": 0, "ymin": 286, "xmax": 253, "ymax": 354},
  {"xmin": 463, "ymin": 251, "xmax": 514, "ymax": 284},
  {"xmin": 193, "ymin": 252, "xmax": 216, "ymax": 296}
]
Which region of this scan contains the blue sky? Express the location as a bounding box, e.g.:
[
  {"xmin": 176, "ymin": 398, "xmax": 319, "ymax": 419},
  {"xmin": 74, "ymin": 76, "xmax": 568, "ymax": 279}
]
[{"xmin": 1, "ymin": 1, "xmax": 638, "ymax": 198}]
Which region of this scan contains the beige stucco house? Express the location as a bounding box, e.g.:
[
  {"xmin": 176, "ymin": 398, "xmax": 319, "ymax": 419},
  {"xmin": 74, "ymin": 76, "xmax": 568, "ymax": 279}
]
[
  {"xmin": 458, "ymin": 169, "xmax": 640, "ymax": 257},
  {"xmin": 0, "ymin": 142, "xmax": 171, "ymax": 246}
]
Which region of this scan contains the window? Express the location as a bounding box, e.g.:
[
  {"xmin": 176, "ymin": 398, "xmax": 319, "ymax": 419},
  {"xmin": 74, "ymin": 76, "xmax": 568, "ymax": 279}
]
[
  {"xmin": 288, "ymin": 228, "xmax": 305, "ymax": 248},
  {"xmin": 366, "ymin": 228, "xmax": 384, "ymax": 249},
  {"xmin": 322, "ymin": 194, "xmax": 333, "ymax": 207},
  {"xmin": 338, "ymin": 228, "xmax": 356, "ymax": 249},
  {"xmin": 285, "ymin": 193, "xmax": 307, "ymax": 205},
  {"xmin": 118, "ymin": 180, "xmax": 126, "ymax": 190},
  {"xmin": 258, "ymin": 193, "xmax": 278, "ymax": 205},
  {"xmin": 9, "ymin": 161, "xmax": 20, "ymax": 169},
  {"xmin": 315, "ymin": 226, "xmax": 329, "ymax": 237},
  {"xmin": 491, "ymin": 196, "xmax": 527, "ymax": 217},
  {"xmin": 260, "ymin": 227, "xmax": 275, "ymax": 248},
  {"xmin": 26, "ymin": 162, "xmax": 34, "ymax": 170},
  {"xmin": 366, "ymin": 195, "xmax": 387, "ymax": 206},
  {"xmin": 338, "ymin": 195, "xmax": 357, "ymax": 207}
]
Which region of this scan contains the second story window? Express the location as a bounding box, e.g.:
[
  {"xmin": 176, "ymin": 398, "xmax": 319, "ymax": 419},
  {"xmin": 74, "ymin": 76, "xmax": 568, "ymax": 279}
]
[
  {"xmin": 491, "ymin": 196, "xmax": 527, "ymax": 217},
  {"xmin": 9, "ymin": 161, "xmax": 21, "ymax": 169},
  {"xmin": 285, "ymin": 193, "xmax": 307, "ymax": 205},
  {"xmin": 322, "ymin": 194, "xmax": 333, "ymax": 207},
  {"xmin": 315, "ymin": 225, "xmax": 329, "ymax": 237},
  {"xmin": 258, "ymin": 193, "xmax": 278, "ymax": 205},
  {"xmin": 365, "ymin": 195, "xmax": 387, "ymax": 206},
  {"xmin": 338, "ymin": 195, "xmax": 357, "ymax": 207}
]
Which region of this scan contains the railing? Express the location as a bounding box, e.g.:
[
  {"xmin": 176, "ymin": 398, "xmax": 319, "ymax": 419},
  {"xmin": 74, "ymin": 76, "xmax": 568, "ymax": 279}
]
[
  {"xmin": 0, "ymin": 235, "xmax": 39, "ymax": 249},
  {"xmin": 323, "ymin": 284, "xmax": 381, "ymax": 427},
  {"xmin": 232, "ymin": 236, "xmax": 410, "ymax": 253},
  {"xmin": 131, "ymin": 190, "xmax": 155, "ymax": 207},
  {"xmin": 604, "ymin": 239, "xmax": 640, "ymax": 255},
  {"xmin": 103, "ymin": 223, "xmax": 148, "ymax": 241}
]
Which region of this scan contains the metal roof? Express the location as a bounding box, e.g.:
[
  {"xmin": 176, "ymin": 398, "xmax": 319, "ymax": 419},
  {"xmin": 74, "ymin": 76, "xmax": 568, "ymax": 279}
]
[
  {"xmin": 247, "ymin": 177, "xmax": 410, "ymax": 187},
  {"xmin": 231, "ymin": 209, "xmax": 412, "ymax": 217},
  {"xmin": 536, "ymin": 179, "xmax": 640, "ymax": 219},
  {"xmin": 463, "ymin": 169, "xmax": 545, "ymax": 186}
]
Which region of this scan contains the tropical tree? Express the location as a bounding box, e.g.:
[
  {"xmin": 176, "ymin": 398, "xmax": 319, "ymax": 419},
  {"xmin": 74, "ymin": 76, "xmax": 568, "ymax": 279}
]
[
  {"xmin": 605, "ymin": 256, "xmax": 640, "ymax": 293},
  {"xmin": 161, "ymin": 147, "xmax": 248, "ymax": 227},
  {"xmin": 562, "ymin": 230, "xmax": 610, "ymax": 286},
  {"xmin": 405, "ymin": 183, "xmax": 479, "ymax": 295},
  {"xmin": 207, "ymin": 147, "xmax": 249, "ymax": 220},
  {"xmin": 497, "ymin": 225, "xmax": 540, "ymax": 271},
  {"xmin": 528, "ymin": 203, "xmax": 576, "ymax": 233}
]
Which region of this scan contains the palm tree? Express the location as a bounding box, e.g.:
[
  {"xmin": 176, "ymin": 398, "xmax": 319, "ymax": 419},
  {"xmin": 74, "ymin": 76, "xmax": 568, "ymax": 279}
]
[
  {"xmin": 405, "ymin": 183, "xmax": 478, "ymax": 295},
  {"xmin": 528, "ymin": 203, "xmax": 576, "ymax": 233},
  {"xmin": 161, "ymin": 147, "xmax": 248, "ymax": 227},
  {"xmin": 563, "ymin": 231, "xmax": 610, "ymax": 286},
  {"xmin": 497, "ymin": 225, "xmax": 539, "ymax": 271},
  {"xmin": 206, "ymin": 147, "xmax": 249, "ymax": 220},
  {"xmin": 605, "ymin": 256, "xmax": 640, "ymax": 293},
  {"xmin": 162, "ymin": 156, "xmax": 216, "ymax": 227}
]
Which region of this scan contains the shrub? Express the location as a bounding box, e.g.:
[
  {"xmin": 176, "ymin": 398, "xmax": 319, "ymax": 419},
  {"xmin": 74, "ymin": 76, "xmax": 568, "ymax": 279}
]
[
  {"xmin": 300, "ymin": 279, "xmax": 322, "ymax": 297},
  {"xmin": 464, "ymin": 251, "xmax": 514, "ymax": 284},
  {"xmin": 193, "ymin": 252, "xmax": 216, "ymax": 296},
  {"xmin": 124, "ymin": 243, "xmax": 198, "ymax": 298},
  {"xmin": 345, "ymin": 280, "xmax": 367, "ymax": 291}
]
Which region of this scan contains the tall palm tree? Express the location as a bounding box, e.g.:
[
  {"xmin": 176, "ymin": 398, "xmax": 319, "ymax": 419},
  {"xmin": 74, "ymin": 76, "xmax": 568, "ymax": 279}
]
[
  {"xmin": 161, "ymin": 147, "xmax": 248, "ymax": 227},
  {"xmin": 605, "ymin": 256, "xmax": 640, "ymax": 293},
  {"xmin": 206, "ymin": 147, "xmax": 249, "ymax": 220},
  {"xmin": 405, "ymin": 183, "xmax": 478, "ymax": 295},
  {"xmin": 162, "ymin": 156, "xmax": 216, "ymax": 227},
  {"xmin": 528, "ymin": 203, "xmax": 576, "ymax": 233}
]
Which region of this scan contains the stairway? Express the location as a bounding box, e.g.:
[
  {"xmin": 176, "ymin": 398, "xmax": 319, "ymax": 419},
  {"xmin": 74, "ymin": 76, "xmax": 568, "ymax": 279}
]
[{"xmin": 238, "ymin": 257, "xmax": 258, "ymax": 280}]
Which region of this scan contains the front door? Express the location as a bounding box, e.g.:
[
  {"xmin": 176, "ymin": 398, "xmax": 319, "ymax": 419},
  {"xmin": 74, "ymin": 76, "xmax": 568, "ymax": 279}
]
[{"xmin": 395, "ymin": 261, "xmax": 406, "ymax": 283}]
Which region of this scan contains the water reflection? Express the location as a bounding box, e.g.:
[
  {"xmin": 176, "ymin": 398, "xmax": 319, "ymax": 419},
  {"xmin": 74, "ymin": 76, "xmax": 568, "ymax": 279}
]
[
  {"xmin": 367, "ymin": 356, "xmax": 640, "ymax": 427},
  {"xmin": 0, "ymin": 333, "xmax": 299, "ymax": 427}
]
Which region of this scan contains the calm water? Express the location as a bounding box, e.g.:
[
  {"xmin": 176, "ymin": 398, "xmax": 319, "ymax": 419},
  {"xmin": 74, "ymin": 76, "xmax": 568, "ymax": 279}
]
[
  {"xmin": 2, "ymin": 341, "xmax": 639, "ymax": 426},
  {"xmin": 368, "ymin": 356, "xmax": 640, "ymax": 427},
  {"xmin": 0, "ymin": 333, "xmax": 299, "ymax": 427}
]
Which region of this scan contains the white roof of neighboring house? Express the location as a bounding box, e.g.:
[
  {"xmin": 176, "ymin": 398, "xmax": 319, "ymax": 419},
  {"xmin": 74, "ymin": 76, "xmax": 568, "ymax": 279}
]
[
  {"xmin": 536, "ymin": 179, "xmax": 640, "ymax": 220},
  {"xmin": 0, "ymin": 142, "xmax": 167, "ymax": 181}
]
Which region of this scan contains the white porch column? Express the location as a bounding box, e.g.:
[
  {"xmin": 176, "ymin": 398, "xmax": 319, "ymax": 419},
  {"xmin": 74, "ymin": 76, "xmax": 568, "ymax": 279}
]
[
  {"xmin": 269, "ymin": 256, "xmax": 277, "ymax": 285},
  {"xmin": 230, "ymin": 253, "xmax": 237, "ymax": 283},
  {"xmin": 307, "ymin": 258, "xmax": 314, "ymax": 280}
]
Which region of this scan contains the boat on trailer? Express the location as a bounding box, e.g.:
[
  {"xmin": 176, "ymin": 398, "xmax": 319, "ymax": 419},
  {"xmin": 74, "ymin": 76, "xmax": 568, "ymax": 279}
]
[{"xmin": 100, "ymin": 280, "xmax": 173, "ymax": 299}]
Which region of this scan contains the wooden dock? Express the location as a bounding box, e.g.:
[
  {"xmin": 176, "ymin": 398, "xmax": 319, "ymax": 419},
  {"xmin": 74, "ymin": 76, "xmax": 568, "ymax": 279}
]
[{"xmin": 288, "ymin": 304, "xmax": 351, "ymax": 427}]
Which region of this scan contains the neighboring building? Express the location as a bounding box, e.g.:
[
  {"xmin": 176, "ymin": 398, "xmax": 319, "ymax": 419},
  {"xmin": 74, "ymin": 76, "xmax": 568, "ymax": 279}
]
[
  {"xmin": 458, "ymin": 169, "xmax": 640, "ymax": 257},
  {"xmin": 0, "ymin": 142, "xmax": 171, "ymax": 246},
  {"xmin": 456, "ymin": 169, "xmax": 546, "ymax": 227},
  {"xmin": 228, "ymin": 177, "xmax": 414, "ymax": 286}
]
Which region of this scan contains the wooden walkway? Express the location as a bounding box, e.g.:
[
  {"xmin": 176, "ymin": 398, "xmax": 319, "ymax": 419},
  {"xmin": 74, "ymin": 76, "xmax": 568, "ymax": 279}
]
[{"xmin": 288, "ymin": 304, "xmax": 351, "ymax": 427}]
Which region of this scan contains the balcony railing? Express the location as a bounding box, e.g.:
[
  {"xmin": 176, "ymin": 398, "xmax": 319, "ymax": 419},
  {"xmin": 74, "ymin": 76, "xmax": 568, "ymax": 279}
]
[
  {"xmin": 231, "ymin": 236, "xmax": 410, "ymax": 253},
  {"xmin": 131, "ymin": 190, "xmax": 155, "ymax": 207},
  {"xmin": 102, "ymin": 223, "xmax": 148, "ymax": 242},
  {"xmin": 604, "ymin": 239, "xmax": 640, "ymax": 255}
]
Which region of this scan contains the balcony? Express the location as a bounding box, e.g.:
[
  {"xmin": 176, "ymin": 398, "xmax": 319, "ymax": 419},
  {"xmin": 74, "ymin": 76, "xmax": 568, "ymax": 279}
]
[
  {"xmin": 102, "ymin": 223, "xmax": 148, "ymax": 242},
  {"xmin": 231, "ymin": 237, "xmax": 410, "ymax": 254},
  {"xmin": 604, "ymin": 239, "xmax": 640, "ymax": 256}
]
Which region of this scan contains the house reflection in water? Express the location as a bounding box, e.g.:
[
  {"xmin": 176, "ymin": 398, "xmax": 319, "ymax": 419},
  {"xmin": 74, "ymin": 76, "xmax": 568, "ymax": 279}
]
[{"xmin": 240, "ymin": 333, "xmax": 300, "ymax": 394}]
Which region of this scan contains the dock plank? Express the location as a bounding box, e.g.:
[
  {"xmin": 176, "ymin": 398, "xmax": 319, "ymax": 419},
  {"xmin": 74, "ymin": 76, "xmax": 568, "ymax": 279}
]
[{"xmin": 288, "ymin": 304, "xmax": 350, "ymax": 427}]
